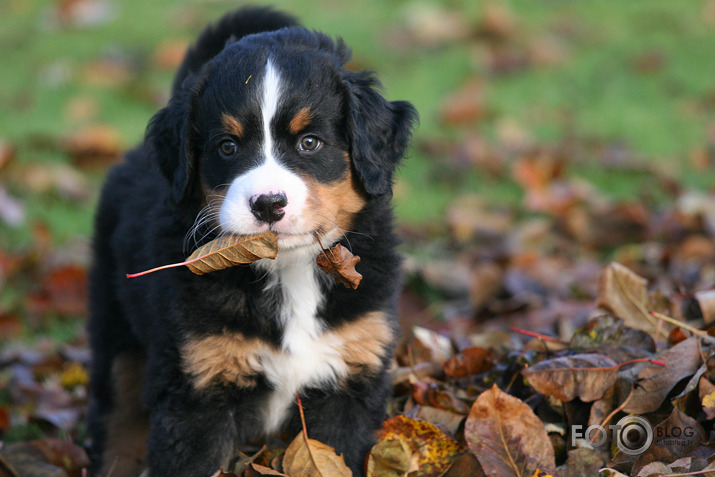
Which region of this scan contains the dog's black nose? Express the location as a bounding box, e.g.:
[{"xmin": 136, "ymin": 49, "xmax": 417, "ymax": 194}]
[{"xmin": 249, "ymin": 193, "xmax": 287, "ymax": 224}]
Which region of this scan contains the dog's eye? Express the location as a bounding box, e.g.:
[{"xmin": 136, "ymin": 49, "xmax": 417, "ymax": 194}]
[
  {"xmin": 299, "ymin": 136, "xmax": 321, "ymax": 152},
  {"xmin": 219, "ymin": 140, "xmax": 238, "ymax": 158}
]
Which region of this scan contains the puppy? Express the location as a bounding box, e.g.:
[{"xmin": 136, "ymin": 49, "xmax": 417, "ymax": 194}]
[{"xmin": 87, "ymin": 6, "xmax": 416, "ymax": 476}]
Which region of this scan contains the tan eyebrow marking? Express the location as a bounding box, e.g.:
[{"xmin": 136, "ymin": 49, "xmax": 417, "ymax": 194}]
[
  {"xmin": 289, "ymin": 108, "xmax": 313, "ymax": 135},
  {"xmin": 221, "ymin": 113, "xmax": 244, "ymax": 138}
]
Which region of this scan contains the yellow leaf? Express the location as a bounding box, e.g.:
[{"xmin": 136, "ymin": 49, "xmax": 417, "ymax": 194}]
[
  {"xmin": 375, "ymin": 415, "xmax": 461, "ymax": 477},
  {"xmin": 60, "ymin": 362, "xmax": 88, "ymax": 390}
]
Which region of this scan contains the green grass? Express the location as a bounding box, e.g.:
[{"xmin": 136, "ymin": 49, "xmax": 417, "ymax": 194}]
[{"xmin": 1, "ymin": 0, "xmax": 714, "ymax": 249}]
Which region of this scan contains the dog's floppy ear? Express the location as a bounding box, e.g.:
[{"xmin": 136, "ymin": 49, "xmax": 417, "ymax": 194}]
[
  {"xmin": 145, "ymin": 75, "xmax": 201, "ymax": 203},
  {"xmin": 343, "ymin": 70, "xmax": 418, "ymax": 196}
]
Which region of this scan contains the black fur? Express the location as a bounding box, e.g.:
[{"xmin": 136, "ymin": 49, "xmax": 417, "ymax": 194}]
[{"xmin": 87, "ymin": 7, "xmax": 416, "ymax": 476}]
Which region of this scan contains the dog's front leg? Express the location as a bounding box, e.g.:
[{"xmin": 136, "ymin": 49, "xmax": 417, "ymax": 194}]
[{"xmin": 145, "ymin": 392, "xmax": 238, "ymax": 477}]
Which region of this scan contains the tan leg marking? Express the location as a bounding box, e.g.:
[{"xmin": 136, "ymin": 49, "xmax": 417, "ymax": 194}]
[
  {"xmin": 333, "ymin": 311, "xmax": 394, "ymax": 375},
  {"xmin": 182, "ymin": 333, "xmax": 274, "ymax": 390}
]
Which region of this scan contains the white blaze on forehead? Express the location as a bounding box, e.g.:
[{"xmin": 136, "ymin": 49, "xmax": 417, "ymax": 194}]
[
  {"xmin": 217, "ymin": 59, "xmax": 309, "ymax": 238},
  {"xmin": 262, "ymin": 60, "xmax": 281, "ymax": 163}
]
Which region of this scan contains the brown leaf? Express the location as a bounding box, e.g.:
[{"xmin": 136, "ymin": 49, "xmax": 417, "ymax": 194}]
[
  {"xmin": 27, "ymin": 265, "xmax": 88, "ymax": 317},
  {"xmin": 282, "ymin": 432, "xmax": 352, "ymax": 477},
  {"xmin": 623, "ymin": 337, "xmax": 702, "ymax": 414},
  {"xmin": 570, "ymin": 315, "xmax": 654, "ymax": 351},
  {"xmin": 411, "ymin": 382, "xmax": 471, "ymax": 415},
  {"xmin": 315, "ymin": 243, "xmax": 362, "ymax": 289},
  {"xmin": 0, "ymin": 439, "xmax": 89, "ymax": 477},
  {"xmin": 695, "ymin": 289, "xmax": 715, "ymax": 325},
  {"xmin": 126, "ymin": 232, "xmax": 278, "ymax": 277},
  {"xmin": 522, "ymin": 353, "xmax": 618, "ymax": 402},
  {"xmin": 152, "ymin": 39, "xmax": 189, "ymax": 70},
  {"xmin": 375, "ymin": 415, "xmax": 461, "ymax": 477},
  {"xmin": 559, "ymin": 448, "xmax": 606, "ymax": 477},
  {"xmin": 0, "ymin": 139, "xmax": 15, "ymax": 171},
  {"xmin": 596, "ymin": 262, "xmax": 659, "ymax": 333},
  {"xmin": 61, "ymin": 123, "xmax": 123, "ymax": 168},
  {"xmin": 441, "ymin": 453, "xmax": 485, "ymax": 477},
  {"xmin": 0, "ymin": 313, "xmax": 22, "ymax": 340},
  {"xmin": 186, "ymin": 233, "xmax": 278, "ymax": 275},
  {"xmin": 464, "ymin": 385, "xmax": 556, "ymax": 476},
  {"xmin": 411, "ymin": 406, "xmax": 465, "ymax": 438},
  {"xmin": 440, "ymin": 80, "xmax": 487, "ymax": 126},
  {"xmin": 243, "ymin": 463, "xmax": 287, "ymax": 476},
  {"xmin": 30, "ymin": 439, "xmax": 89, "ymax": 476},
  {"xmin": 443, "ymin": 347, "xmax": 493, "ymax": 379}
]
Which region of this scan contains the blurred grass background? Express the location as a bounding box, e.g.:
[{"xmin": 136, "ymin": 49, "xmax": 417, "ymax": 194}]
[{"xmin": 1, "ymin": 0, "xmax": 714, "ymax": 250}]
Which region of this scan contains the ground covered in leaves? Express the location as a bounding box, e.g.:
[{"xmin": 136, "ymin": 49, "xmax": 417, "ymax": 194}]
[{"xmin": 2, "ymin": 1, "xmax": 715, "ymax": 476}]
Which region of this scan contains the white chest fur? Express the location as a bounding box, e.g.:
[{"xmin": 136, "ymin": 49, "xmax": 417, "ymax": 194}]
[{"xmin": 255, "ymin": 246, "xmax": 348, "ymax": 433}]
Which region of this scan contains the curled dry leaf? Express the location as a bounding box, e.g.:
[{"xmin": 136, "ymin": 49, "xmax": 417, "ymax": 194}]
[
  {"xmin": 367, "ymin": 437, "xmax": 419, "ymax": 477},
  {"xmin": 443, "ymin": 346, "xmax": 493, "ymax": 379},
  {"xmin": 315, "ymin": 243, "xmax": 362, "ymax": 289},
  {"xmin": 126, "ymin": 232, "xmax": 278, "ymax": 278},
  {"xmin": 465, "ymin": 385, "xmax": 556, "ymax": 476},
  {"xmin": 282, "ymin": 432, "xmax": 352, "ymax": 477},
  {"xmin": 522, "ymin": 353, "xmax": 619, "ymax": 402}
]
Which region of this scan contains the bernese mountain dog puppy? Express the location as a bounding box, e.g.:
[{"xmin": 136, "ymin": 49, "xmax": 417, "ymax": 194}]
[{"xmin": 87, "ymin": 6, "xmax": 417, "ymax": 477}]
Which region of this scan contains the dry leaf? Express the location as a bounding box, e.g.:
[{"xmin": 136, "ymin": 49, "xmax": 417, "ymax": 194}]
[
  {"xmin": 282, "ymin": 432, "xmax": 352, "ymax": 477},
  {"xmin": 695, "ymin": 289, "xmax": 715, "ymax": 324},
  {"xmin": 464, "ymin": 385, "xmax": 556, "ymax": 476},
  {"xmin": 243, "ymin": 464, "xmax": 287, "ymax": 476},
  {"xmin": 61, "ymin": 123, "xmax": 123, "ymax": 167},
  {"xmin": 623, "ymin": 337, "xmax": 701, "ymax": 414},
  {"xmin": 522, "ymin": 353, "xmax": 618, "ymax": 402},
  {"xmin": 374, "ymin": 415, "xmax": 461, "ymax": 477},
  {"xmin": 315, "ymin": 243, "xmax": 362, "ymax": 289},
  {"xmin": 597, "ymin": 262, "xmax": 658, "ymax": 333},
  {"xmin": 126, "ymin": 232, "xmax": 278, "ymax": 277},
  {"xmin": 152, "ymin": 39, "xmax": 189, "ymax": 70},
  {"xmin": 366, "ymin": 437, "xmax": 419, "ymax": 477},
  {"xmin": 570, "ymin": 315, "xmax": 655, "ymax": 354},
  {"xmin": 443, "ymin": 347, "xmax": 493, "ymax": 379},
  {"xmin": 0, "ymin": 438, "xmax": 89, "ymax": 477},
  {"xmin": 186, "ymin": 233, "xmax": 278, "ymax": 275},
  {"xmin": 441, "ymin": 453, "xmax": 485, "ymax": 477},
  {"xmin": 559, "ymin": 448, "xmax": 606, "ymax": 477}
]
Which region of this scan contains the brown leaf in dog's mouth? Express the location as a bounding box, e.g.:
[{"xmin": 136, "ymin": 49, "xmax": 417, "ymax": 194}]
[
  {"xmin": 126, "ymin": 232, "xmax": 278, "ymax": 277},
  {"xmin": 316, "ymin": 243, "xmax": 362, "ymax": 289}
]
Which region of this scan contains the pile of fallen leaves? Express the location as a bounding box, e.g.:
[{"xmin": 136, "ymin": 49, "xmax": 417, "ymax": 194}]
[{"xmin": 3, "ymin": 1, "xmax": 715, "ymax": 476}]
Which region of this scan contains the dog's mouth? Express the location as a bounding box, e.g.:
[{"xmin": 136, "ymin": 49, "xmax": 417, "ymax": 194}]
[{"xmin": 273, "ymin": 226, "xmax": 341, "ymax": 252}]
